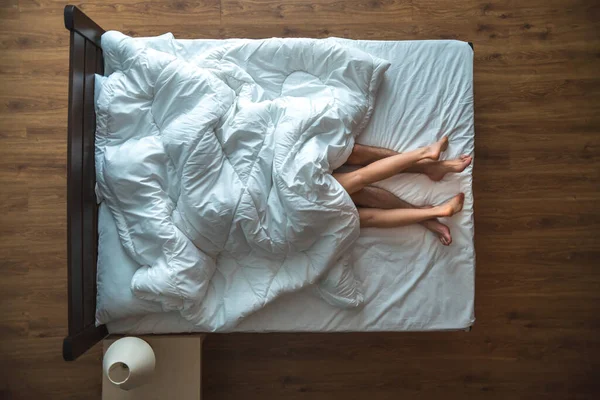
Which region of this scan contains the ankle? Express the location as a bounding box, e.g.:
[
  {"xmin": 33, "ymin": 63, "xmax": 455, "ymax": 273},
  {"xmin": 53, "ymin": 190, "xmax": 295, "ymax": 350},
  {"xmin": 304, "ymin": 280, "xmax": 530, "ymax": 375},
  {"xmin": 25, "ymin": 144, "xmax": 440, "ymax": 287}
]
[
  {"xmin": 436, "ymin": 204, "xmax": 452, "ymax": 217},
  {"xmin": 420, "ymin": 146, "xmax": 433, "ymax": 159}
]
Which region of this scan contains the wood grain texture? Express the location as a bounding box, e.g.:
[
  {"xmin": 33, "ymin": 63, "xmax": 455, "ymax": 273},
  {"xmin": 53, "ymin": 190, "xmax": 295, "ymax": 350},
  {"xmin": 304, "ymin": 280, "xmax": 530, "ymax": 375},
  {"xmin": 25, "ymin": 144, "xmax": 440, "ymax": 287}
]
[{"xmin": 0, "ymin": 0, "xmax": 599, "ymax": 399}]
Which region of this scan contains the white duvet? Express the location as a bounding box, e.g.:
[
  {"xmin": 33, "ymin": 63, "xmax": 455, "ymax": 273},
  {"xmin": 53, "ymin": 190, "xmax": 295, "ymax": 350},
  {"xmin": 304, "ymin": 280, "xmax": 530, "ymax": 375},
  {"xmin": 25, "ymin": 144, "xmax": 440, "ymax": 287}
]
[{"xmin": 95, "ymin": 32, "xmax": 390, "ymax": 330}]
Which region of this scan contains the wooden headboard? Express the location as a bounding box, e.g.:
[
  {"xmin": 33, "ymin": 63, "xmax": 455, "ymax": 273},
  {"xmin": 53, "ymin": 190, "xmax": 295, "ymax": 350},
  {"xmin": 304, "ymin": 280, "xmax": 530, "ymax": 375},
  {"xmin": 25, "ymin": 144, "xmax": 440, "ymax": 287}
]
[{"xmin": 63, "ymin": 5, "xmax": 108, "ymax": 361}]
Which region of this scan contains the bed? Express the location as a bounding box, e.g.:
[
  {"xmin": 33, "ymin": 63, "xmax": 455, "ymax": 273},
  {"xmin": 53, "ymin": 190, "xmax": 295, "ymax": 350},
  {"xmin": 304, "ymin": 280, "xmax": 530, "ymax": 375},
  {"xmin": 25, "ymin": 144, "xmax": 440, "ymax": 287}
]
[{"xmin": 63, "ymin": 5, "xmax": 475, "ymax": 361}]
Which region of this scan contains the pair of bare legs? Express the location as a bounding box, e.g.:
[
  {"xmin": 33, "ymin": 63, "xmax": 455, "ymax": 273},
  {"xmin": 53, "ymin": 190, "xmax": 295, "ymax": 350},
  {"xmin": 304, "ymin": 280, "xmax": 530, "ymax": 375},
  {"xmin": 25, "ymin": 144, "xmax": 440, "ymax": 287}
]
[{"xmin": 333, "ymin": 137, "xmax": 471, "ymax": 245}]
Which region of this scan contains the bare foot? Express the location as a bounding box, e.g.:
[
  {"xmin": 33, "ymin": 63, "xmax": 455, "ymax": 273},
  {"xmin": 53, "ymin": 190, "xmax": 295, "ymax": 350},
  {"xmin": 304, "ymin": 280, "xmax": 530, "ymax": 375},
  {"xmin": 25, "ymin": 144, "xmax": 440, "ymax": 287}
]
[
  {"xmin": 425, "ymin": 136, "xmax": 449, "ymax": 160},
  {"xmin": 439, "ymin": 193, "xmax": 465, "ymax": 217},
  {"xmin": 422, "ymin": 155, "xmax": 472, "ymax": 181},
  {"xmin": 421, "ymin": 219, "xmax": 452, "ymax": 246}
]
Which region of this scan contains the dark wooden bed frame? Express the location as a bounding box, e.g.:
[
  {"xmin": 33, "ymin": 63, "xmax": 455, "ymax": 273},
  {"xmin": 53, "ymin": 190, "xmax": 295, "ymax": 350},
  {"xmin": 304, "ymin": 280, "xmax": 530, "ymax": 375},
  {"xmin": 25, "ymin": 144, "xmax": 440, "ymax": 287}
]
[
  {"xmin": 62, "ymin": 4, "xmax": 474, "ymax": 361},
  {"xmin": 63, "ymin": 5, "xmax": 108, "ymax": 361}
]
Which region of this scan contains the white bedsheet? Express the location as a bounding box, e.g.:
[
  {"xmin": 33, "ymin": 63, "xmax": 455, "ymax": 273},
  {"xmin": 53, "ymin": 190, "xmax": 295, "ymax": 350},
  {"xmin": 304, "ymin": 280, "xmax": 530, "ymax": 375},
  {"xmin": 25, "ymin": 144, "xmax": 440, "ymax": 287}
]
[{"xmin": 98, "ymin": 37, "xmax": 475, "ymax": 333}]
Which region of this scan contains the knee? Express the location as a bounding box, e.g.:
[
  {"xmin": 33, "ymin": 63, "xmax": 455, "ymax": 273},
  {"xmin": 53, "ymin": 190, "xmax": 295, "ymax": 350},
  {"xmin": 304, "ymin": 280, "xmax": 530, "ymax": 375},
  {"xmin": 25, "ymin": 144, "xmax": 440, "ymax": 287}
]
[
  {"xmin": 350, "ymin": 171, "xmax": 368, "ymax": 192},
  {"xmin": 346, "ymin": 144, "xmax": 363, "ymax": 165},
  {"xmin": 358, "ymin": 208, "xmax": 377, "ymax": 228},
  {"xmin": 335, "ymin": 171, "xmax": 366, "ymax": 195}
]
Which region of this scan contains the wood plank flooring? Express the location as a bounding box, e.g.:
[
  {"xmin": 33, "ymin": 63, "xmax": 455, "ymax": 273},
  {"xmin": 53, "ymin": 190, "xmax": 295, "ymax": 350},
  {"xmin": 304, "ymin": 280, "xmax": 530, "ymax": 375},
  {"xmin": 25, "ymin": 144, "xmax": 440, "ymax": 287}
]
[{"xmin": 1, "ymin": 0, "xmax": 599, "ymax": 399}]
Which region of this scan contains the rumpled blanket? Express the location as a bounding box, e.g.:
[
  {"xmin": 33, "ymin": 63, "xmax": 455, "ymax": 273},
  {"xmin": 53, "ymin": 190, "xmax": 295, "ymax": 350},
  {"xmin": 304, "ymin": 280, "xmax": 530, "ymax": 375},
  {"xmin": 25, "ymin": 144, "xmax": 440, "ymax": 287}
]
[{"xmin": 95, "ymin": 31, "xmax": 390, "ymax": 330}]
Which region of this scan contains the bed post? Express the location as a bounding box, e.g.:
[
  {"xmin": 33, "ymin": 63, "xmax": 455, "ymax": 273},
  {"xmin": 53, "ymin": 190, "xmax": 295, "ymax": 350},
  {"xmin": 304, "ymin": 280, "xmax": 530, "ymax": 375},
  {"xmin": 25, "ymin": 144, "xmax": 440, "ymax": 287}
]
[{"xmin": 63, "ymin": 4, "xmax": 109, "ymax": 361}]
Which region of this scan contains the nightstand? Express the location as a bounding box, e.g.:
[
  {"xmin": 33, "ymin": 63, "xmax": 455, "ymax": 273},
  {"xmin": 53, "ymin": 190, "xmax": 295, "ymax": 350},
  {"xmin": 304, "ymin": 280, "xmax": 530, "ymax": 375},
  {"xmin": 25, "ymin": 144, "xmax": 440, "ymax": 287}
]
[{"xmin": 102, "ymin": 335, "xmax": 204, "ymax": 400}]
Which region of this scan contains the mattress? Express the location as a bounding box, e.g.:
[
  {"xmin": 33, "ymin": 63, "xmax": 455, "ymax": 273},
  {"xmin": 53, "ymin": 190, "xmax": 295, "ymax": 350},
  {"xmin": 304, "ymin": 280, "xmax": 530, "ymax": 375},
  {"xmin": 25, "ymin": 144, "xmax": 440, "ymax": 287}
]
[{"xmin": 97, "ymin": 37, "xmax": 475, "ymax": 333}]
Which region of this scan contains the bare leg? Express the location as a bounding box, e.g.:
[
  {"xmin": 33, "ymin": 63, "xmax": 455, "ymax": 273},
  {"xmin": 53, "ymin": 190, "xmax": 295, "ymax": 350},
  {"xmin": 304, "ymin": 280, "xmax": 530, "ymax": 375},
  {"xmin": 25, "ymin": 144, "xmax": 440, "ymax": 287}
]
[
  {"xmin": 335, "ymin": 137, "xmax": 449, "ymax": 194},
  {"xmin": 351, "ymin": 186, "xmax": 452, "ymax": 245},
  {"xmin": 346, "ymin": 144, "xmax": 399, "ymax": 165},
  {"xmin": 407, "ymin": 156, "xmax": 473, "ymax": 181},
  {"xmin": 358, "ymin": 193, "xmax": 465, "ymax": 229},
  {"xmin": 346, "ymin": 143, "xmax": 472, "ymax": 181}
]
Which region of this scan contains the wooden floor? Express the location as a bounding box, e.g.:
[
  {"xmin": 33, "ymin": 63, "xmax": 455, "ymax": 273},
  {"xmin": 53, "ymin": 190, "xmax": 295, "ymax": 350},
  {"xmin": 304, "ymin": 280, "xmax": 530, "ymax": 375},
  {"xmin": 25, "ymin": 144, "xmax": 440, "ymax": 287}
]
[{"xmin": 1, "ymin": 0, "xmax": 599, "ymax": 399}]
